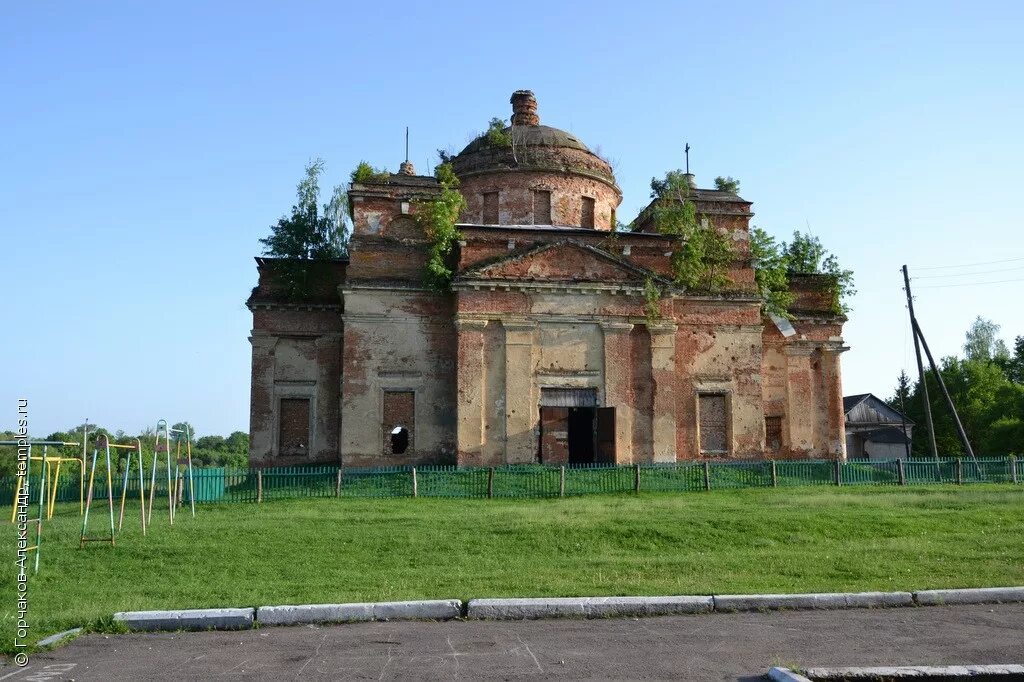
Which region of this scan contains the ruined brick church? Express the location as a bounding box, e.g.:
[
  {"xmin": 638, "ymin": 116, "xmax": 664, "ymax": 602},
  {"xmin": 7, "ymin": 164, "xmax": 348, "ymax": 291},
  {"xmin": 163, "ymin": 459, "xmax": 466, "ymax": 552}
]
[{"xmin": 247, "ymin": 91, "xmax": 847, "ymax": 468}]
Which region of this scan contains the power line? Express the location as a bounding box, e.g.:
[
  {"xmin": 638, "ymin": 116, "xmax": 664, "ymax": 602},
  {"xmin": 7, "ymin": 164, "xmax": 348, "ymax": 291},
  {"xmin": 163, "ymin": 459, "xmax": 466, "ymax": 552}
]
[
  {"xmin": 915, "ymin": 265, "xmax": 1024, "ymax": 279},
  {"xmin": 915, "ymin": 277, "xmax": 1024, "ymax": 289},
  {"xmin": 912, "ymin": 256, "xmax": 1024, "ymax": 271}
]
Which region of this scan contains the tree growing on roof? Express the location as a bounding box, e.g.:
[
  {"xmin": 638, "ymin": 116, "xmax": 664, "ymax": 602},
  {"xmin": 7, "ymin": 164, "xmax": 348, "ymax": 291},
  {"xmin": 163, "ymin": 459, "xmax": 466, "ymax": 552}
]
[{"xmin": 260, "ymin": 158, "xmax": 350, "ymax": 298}]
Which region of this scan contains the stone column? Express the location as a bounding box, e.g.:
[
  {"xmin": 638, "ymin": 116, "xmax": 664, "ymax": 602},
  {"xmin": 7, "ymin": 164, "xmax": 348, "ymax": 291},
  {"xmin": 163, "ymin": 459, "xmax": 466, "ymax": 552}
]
[
  {"xmin": 455, "ymin": 318, "xmax": 487, "ymax": 466},
  {"xmin": 248, "ymin": 333, "xmax": 277, "ymax": 463},
  {"xmin": 601, "ymin": 321, "xmax": 634, "ymax": 463},
  {"xmin": 819, "ymin": 345, "xmax": 848, "ymax": 460},
  {"xmin": 784, "ymin": 344, "xmax": 816, "ymax": 457},
  {"xmin": 649, "ymin": 323, "xmax": 677, "ymax": 463},
  {"xmin": 503, "ymin": 318, "xmax": 537, "ymax": 464}
]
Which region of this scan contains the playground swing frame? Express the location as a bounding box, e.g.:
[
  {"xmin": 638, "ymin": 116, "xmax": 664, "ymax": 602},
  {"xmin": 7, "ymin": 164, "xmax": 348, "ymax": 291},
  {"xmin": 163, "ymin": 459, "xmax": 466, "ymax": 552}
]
[
  {"xmin": 114, "ymin": 438, "xmax": 146, "ymax": 535},
  {"xmin": 147, "ymin": 420, "xmax": 196, "ymax": 525},
  {"xmin": 170, "ymin": 424, "xmax": 196, "ymax": 519},
  {"xmin": 5, "ymin": 438, "xmax": 85, "ymax": 522},
  {"xmin": 80, "ymin": 434, "xmax": 117, "ymax": 547},
  {"xmin": 1, "ymin": 441, "xmax": 70, "ymax": 574}
]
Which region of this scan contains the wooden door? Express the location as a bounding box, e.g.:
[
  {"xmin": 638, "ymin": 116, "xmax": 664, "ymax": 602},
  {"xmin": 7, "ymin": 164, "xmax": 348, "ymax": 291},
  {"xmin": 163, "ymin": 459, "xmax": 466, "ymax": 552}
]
[{"xmin": 595, "ymin": 407, "xmax": 616, "ymax": 463}]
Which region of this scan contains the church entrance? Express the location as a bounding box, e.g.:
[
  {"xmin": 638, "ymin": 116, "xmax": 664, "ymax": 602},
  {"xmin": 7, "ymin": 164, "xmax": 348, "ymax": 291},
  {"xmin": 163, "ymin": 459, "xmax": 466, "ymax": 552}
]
[
  {"xmin": 567, "ymin": 407, "xmax": 595, "ymax": 464},
  {"xmin": 538, "ymin": 389, "xmax": 616, "ymax": 465}
]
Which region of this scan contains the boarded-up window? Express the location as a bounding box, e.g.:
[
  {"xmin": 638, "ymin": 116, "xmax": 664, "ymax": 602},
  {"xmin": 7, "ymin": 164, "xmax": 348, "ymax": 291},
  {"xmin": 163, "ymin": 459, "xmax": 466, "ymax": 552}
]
[
  {"xmin": 278, "ymin": 398, "xmax": 310, "ymax": 456},
  {"xmin": 765, "ymin": 415, "xmax": 783, "ymax": 451},
  {"xmin": 383, "ymin": 391, "xmax": 415, "ymax": 455},
  {"xmin": 581, "ymin": 197, "xmax": 595, "ymax": 228},
  {"xmin": 698, "ymin": 393, "xmax": 728, "ymax": 455},
  {"xmin": 533, "ymin": 190, "xmax": 551, "ymax": 225},
  {"xmin": 482, "ymin": 192, "xmax": 499, "ymax": 224}
]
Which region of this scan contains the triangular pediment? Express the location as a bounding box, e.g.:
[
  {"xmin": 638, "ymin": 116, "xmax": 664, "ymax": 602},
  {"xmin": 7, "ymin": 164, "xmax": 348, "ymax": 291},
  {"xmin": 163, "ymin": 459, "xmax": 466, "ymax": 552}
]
[{"xmin": 458, "ymin": 240, "xmax": 665, "ymax": 285}]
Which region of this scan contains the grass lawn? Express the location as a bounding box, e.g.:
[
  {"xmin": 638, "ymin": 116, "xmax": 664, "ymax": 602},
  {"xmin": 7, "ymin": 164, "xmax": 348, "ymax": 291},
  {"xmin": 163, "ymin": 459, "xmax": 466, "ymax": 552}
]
[{"xmin": 2, "ymin": 485, "xmax": 1023, "ymax": 653}]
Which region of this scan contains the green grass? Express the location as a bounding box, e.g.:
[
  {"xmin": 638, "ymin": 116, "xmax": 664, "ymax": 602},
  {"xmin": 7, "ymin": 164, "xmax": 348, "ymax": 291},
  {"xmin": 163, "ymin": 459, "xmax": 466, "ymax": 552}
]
[{"xmin": 3, "ymin": 485, "xmax": 1023, "ymax": 653}]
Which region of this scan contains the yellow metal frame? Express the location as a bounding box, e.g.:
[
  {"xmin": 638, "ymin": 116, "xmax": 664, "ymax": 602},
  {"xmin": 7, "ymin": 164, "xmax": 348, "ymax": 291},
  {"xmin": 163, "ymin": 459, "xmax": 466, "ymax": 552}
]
[{"xmin": 8, "ymin": 441, "xmax": 84, "ymax": 522}]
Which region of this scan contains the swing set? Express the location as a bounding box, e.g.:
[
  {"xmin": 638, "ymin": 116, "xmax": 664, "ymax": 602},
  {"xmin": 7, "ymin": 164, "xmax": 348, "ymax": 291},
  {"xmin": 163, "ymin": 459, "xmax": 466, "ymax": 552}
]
[
  {"xmin": 2, "ymin": 438, "xmax": 84, "ymax": 575},
  {"xmin": 6, "ymin": 438, "xmax": 85, "ymax": 522},
  {"xmin": 80, "ymin": 433, "xmax": 149, "ymax": 547},
  {"xmin": 11, "ymin": 419, "xmax": 199, "ymax": 572},
  {"xmin": 146, "ymin": 420, "xmax": 195, "ymax": 525}
]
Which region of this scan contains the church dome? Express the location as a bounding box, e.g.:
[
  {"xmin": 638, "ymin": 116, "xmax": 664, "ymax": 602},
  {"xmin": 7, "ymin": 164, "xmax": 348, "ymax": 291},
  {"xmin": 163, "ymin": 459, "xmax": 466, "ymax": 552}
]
[{"xmin": 451, "ymin": 91, "xmax": 618, "ymax": 189}]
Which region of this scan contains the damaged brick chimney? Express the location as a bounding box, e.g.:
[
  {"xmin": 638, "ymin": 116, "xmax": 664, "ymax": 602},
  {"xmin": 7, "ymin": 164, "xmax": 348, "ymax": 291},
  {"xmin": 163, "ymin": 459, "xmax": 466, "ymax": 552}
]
[{"xmin": 510, "ymin": 90, "xmax": 539, "ymax": 126}]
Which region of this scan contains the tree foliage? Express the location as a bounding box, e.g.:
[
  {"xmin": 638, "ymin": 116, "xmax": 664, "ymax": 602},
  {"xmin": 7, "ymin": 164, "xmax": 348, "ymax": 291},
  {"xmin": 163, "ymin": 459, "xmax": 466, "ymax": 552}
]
[
  {"xmin": 649, "ymin": 170, "xmax": 734, "ymax": 292},
  {"xmin": 888, "ymin": 318, "xmax": 1024, "ymax": 457},
  {"xmin": 749, "ymin": 227, "xmax": 794, "ymax": 317},
  {"xmin": 483, "ymin": 117, "xmax": 511, "ymax": 147},
  {"xmin": 350, "ymin": 161, "xmax": 390, "ymax": 184},
  {"xmin": 781, "ymin": 231, "xmax": 855, "ymax": 315},
  {"xmin": 714, "ymin": 176, "xmax": 741, "ymax": 193},
  {"xmin": 418, "ymin": 163, "xmax": 467, "ymax": 291},
  {"xmin": 963, "ymin": 316, "xmax": 1010, "ymax": 362},
  {"xmin": 260, "ymin": 159, "xmax": 350, "ymax": 299}
]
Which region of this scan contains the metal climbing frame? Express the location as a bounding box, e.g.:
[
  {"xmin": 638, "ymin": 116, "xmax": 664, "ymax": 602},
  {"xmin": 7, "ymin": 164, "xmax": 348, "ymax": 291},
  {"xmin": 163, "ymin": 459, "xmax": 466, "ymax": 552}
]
[
  {"xmin": 147, "ymin": 420, "xmax": 175, "ymax": 525},
  {"xmin": 115, "ymin": 438, "xmax": 146, "ymax": 536},
  {"xmin": 80, "ymin": 434, "xmax": 116, "ymax": 547},
  {"xmin": 169, "ymin": 424, "xmax": 196, "ymax": 519},
  {"xmin": 5, "ymin": 437, "xmax": 85, "ymax": 522}
]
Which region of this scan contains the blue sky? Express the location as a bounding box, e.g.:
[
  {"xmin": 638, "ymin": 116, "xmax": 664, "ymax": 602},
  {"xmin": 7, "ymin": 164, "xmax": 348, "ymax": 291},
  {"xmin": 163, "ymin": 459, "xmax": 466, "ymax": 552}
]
[{"xmin": 2, "ymin": 1, "xmax": 1022, "ymax": 437}]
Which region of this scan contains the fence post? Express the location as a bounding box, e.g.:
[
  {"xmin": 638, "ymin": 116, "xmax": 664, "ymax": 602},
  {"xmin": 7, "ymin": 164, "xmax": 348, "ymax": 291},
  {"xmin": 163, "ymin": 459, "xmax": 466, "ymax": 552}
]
[
  {"xmin": 770, "ymin": 460, "xmax": 778, "ymax": 488},
  {"xmin": 487, "ymin": 467, "xmax": 494, "ymax": 498},
  {"xmin": 834, "ymin": 459, "xmax": 842, "ymax": 486},
  {"xmin": 956, "ymin": 458, "xmax": 963, "ymax": 485},
  {"xmin": 1011, "ymin": 456, "xmax": 1018, "ymax": 485},
  {"xmin": 634, "ymin": 463, "xmax": 641, "ymax": 493},
  {"xmin": 703, "ymin": 461, "xmax": 711, "ymax": 491},
  {"xmin": 412, "ymin": 467, "xmax": 418, "ymax": 497},
  {"xmin": 559, "ymin": 466, "xmax": 565, "ymax": 497},
  {"xmin": 897, "ymin": 458, "xmax": 906, "ymax": 486},
  {"xmin": 256, "ymin": 469, "xmax": 263, "ymax": 504},
  {"xmin": 335, "ymin": 468, "xmax": 342, "ymax": 497}
]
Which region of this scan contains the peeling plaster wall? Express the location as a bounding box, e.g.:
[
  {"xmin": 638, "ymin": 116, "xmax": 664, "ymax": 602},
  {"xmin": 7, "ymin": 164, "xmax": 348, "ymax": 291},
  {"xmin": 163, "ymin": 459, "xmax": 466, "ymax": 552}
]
[
  {"xmin": 341, "ymin": 290, "xmax": 456, "ymax": 467},
  {"xmin": 248, "ymin": 309, "xmax": 342, "ymax": 466}
]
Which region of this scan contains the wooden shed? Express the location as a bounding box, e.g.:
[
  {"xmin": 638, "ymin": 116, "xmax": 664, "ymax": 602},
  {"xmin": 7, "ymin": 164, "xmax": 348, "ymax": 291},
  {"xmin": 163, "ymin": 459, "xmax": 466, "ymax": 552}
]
[{"xmin": 843, "ymin": 393, "xmax": 914, "ymax": 460}]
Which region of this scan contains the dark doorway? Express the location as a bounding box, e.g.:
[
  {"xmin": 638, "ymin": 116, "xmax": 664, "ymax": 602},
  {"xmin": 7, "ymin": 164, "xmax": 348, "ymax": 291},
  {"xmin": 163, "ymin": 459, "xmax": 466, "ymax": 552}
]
[{"xmin": 567, "ymin": 407, "xmax": 595, "ymax": 464}]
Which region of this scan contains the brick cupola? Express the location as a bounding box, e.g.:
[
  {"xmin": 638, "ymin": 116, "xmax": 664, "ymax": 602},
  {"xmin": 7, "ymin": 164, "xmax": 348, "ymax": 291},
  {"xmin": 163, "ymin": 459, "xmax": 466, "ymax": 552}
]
[{"xmin": 510, "ymin": 90, "xmax": 539, "ymax": 126}]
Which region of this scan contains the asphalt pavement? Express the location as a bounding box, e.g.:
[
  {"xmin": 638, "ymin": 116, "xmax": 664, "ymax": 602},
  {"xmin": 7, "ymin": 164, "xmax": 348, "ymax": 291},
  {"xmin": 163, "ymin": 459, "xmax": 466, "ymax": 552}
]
[{"xmin": 5, "ymin": 603, "xmax": 1023, "ymax": 680}]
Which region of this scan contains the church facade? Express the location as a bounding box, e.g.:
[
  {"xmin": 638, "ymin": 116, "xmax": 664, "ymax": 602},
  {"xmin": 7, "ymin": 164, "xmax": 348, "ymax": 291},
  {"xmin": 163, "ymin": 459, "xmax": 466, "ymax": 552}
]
[{"xmin": 246, "ymin": 91, "xmax": 848, "ymax": 468}]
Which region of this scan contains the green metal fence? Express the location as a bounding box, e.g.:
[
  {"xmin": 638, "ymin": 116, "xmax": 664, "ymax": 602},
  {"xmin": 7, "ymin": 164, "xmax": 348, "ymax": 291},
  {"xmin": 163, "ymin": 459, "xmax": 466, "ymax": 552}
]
[{"xmin": 2, "ymin": 457, "xmax": 1018, "ymax": 505}]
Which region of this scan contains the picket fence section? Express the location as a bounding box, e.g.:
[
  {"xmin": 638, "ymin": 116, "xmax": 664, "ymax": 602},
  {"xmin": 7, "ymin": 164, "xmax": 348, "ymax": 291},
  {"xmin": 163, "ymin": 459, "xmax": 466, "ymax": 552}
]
[{"xmin": 1, "ymin": 457, "xmax": 1018, "ymax": 506}]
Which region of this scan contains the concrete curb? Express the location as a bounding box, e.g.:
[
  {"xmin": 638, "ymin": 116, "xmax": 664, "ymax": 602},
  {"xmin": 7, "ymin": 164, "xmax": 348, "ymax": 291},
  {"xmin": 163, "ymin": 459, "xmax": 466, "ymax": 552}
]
[
  {"xmin": 113, "ymin": 608, "xmax": 254, "ymax": 631},
  {"xmin": 913, "ymin": 586, "xmax": 1024, "ymax": 606},
  {"xmin": 467, "ymin": 596, "xmax": 713, "ymax": 619},
  {"xmin": 768, "ymin": 668, "xmax": 813, "ymax": 682},
  {"xmin": 257, "ymin": 599, "xmax": 462, "ymax": 626},
  {"xmin": 37, "ymin": 628, "xmax": 83, "ymax": 648},
  {"xmin": 71, "ymin": 586, "xmax": 1024, "ymax": 638},
  {"xmin": 802, "ymin": 664, "xmax": 1024, "ymax": 678},
  {"xmin": 714, "ymin": 591, "xmax": 913, "ymax": 612}
]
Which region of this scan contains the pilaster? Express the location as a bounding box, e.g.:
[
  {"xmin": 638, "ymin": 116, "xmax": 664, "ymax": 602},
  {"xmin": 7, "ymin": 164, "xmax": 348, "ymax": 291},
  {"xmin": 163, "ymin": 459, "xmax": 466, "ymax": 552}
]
[
  {"xmin": 503, "ymin": 318, "xmax": 537, "ymax": 464},
  {"xmin": 601, "ymin": 321, "xmax": 634, "ymax": 463},
  {"xmin": 455, "ymin": 318, "xmax": 488, "ymax": 465},
  {"xmin": 649, "ymin": 323, "xmax": 677, "ymax": 463}
]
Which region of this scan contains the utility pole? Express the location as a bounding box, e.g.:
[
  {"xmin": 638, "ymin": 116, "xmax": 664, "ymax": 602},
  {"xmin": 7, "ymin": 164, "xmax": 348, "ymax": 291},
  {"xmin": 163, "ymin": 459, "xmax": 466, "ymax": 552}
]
[
  {"xmin": 902, "ymin": 265, "xmax": 938, "ymax": 461},
  {"xmin": 897, "ymin": 377, "xmax": 912, "ymax": 460},
  {"xmin": 912, "ymin": 318, "xmax": 979, "ymax": 467}
]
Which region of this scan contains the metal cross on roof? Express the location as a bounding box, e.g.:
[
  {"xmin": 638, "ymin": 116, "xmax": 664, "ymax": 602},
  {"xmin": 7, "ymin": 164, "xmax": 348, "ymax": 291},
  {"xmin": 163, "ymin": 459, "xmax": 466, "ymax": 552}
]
[{"xmin": 685, "ymin": 142, "xmax": 690, "ymax": 174}]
